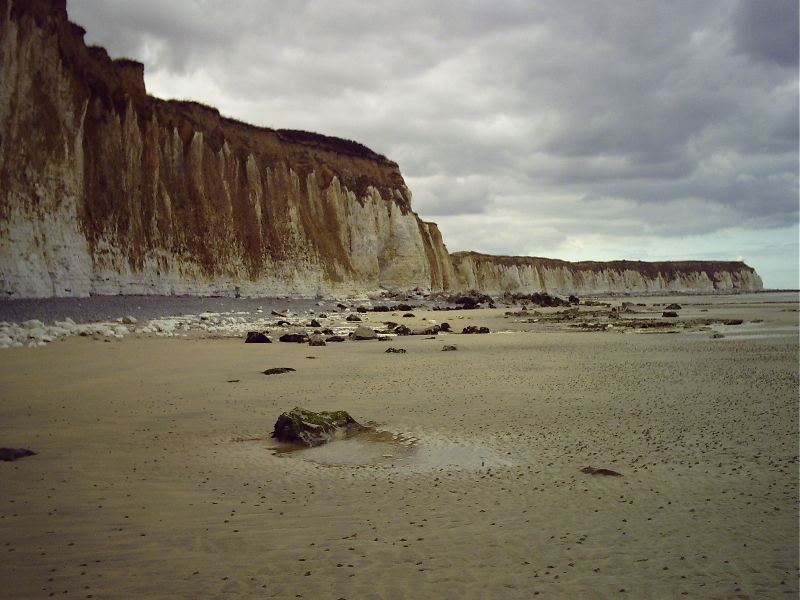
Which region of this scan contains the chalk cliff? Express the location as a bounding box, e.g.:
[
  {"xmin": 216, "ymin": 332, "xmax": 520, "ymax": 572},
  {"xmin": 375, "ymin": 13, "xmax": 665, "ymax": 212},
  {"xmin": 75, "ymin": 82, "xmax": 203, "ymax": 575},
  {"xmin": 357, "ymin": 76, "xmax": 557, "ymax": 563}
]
[
  {"xmin": 0, "ymin": 0, "xmax": 763, "ymax": 298},
  {"xmin": 450, "ymin": 252, "xmax": 763, "ymax": 295},
  {"xmin": 0, "ymin": 0, "xmax": 456, "ymax": 297}
]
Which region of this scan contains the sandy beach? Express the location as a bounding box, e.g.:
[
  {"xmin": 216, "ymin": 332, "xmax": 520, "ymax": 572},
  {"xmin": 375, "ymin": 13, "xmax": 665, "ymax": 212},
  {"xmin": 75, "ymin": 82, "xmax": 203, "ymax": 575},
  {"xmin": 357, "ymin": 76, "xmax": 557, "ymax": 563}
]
[{"xmin": 0, "ymin": 293, "xmax": 797, "ymax": 599}]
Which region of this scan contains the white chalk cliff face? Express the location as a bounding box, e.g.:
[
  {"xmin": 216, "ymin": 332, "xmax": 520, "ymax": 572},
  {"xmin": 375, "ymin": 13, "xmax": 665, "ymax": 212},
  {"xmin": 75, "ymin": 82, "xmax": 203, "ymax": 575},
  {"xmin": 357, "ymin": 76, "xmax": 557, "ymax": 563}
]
[
  {"xmin": 450, "ymin": 253, "xmax": 764, "ymax": 294},
  {"xmin": 0, "ymin": 0, "xmax": 763, "ymax": 299},
  {"xmin": 0, "ymin": 0, "xmax": 456, "ymax": 298}
]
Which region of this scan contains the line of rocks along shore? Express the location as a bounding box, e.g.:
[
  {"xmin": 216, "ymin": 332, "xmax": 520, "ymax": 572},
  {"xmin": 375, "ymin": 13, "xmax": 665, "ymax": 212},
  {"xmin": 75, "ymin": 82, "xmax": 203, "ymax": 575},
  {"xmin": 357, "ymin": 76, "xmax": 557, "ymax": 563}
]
[
  {"xmin": 0, "ymin": 290, "xmax": 761, "ymax": 349},
  {"xmin": 0, "ymin": 300, "xmax": 469, "ymax": 350},
  {"xmin": 0, "ymin": 290, "xmax": 544, "ymax": 349}
]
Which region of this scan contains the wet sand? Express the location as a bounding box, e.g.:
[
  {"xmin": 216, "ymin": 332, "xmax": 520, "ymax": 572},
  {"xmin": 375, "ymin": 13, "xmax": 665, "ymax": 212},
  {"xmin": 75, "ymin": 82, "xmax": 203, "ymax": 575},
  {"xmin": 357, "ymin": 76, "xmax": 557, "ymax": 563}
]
[{"xmin": 0, "ymin": 294, "xmax": 797, "ymax": 599}]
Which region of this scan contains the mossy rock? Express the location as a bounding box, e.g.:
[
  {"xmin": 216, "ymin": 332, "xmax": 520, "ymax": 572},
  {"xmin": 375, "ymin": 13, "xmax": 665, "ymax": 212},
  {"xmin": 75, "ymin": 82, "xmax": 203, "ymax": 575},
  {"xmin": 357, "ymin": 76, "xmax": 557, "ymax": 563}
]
[{"xmin": 272, "ymin": 407, "xmax": 364, "ymax": 446}]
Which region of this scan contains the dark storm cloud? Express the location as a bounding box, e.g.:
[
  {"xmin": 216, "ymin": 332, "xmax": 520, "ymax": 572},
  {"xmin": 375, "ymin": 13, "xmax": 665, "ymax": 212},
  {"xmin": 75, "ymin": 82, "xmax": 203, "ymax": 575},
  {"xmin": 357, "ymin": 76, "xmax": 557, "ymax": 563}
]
[
  {"xmin": 68, "ymin": 0, "xmax": 799, "ymax": 286},
  {"xmin": 733, "ymin": 0, "xmax": 799, "ymax": 66}
]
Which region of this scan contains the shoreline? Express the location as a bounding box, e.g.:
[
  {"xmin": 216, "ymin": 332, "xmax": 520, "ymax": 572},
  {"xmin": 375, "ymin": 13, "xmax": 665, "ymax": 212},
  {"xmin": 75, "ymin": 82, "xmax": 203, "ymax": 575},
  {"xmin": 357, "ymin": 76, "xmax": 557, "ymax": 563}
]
[{"xmin": 0, "ymin": 290, "xmax": 795, "ymax": 326}]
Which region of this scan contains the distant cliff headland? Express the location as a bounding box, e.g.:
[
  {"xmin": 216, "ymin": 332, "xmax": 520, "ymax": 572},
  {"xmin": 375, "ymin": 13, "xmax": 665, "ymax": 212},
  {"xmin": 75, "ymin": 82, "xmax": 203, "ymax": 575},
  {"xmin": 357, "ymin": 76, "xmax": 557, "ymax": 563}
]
[{"xmin": 0, "ymin": 0, "xmax": 763, "ymax": 298}]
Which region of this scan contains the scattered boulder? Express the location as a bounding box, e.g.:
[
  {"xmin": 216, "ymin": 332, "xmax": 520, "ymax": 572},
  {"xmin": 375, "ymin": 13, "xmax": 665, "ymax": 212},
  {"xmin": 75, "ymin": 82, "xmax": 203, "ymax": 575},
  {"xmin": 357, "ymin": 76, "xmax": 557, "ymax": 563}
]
[
  {"xmin": 385, "ymin": 347, "xmax": 407, "ymax": 354},
  {"xmin": 352, "ymin": 325, "xmax": 377, "ymax": 340},
  {"xmin": 263, "ymin": 367, "xmax": 296, "ymax": 375},
  {"xmin": 722, "ymin": 319, "xmax": 744, "ymax": 325},
  {"xmin": 308, "ymin": 335, "xmax": 327, "ymax": 347},
  {"xmin": 325, "ymin": 335, "xmax": 347, "ymax": 343},
  {"xmin": 448, "ymin": 291, "xmax": 492, "ymax": 309},
  {"xmin": 383, "ymin": 321, "xmax": 399, "ymax": 330},
  {"xmin": 412, "ymin": 325, "xmax": 440, "ymax": 335},
  {"xmin": 0, "ymin": 448, "xmax": 35, "ymax": 461},
  {"xmin": 346, "ymin": 314, "xmax": 362, "ymax": 322},
  {"xmin": 276, "ymin": 320, "xmax": 292, "ymax": 327},
  {"xmin": 279, "ymin": 332, "xmax": 308, "ymax": 343},
  {"xmin": 710, "ymin": 332, "xmax": 725, "ymax": 339},
  {"xmin": 665, "ymin": 303, "xmax": 682, "ymax": 310},
  {"xmin": 581, "ymin": 466, "xmax": 622, "ymax": 476},
  {"xmin": 356, "ymin": 306, "xmax": 368, "ymax": 313},
  {"xmin": 121, "ymin": 315, "xmax": 138, "ymax": 325},
  {"xmin": 309, "ymin": 319, "xmax": 321, "ymax": 328},
  {"xmin": 568, "ymin": 295, "xmax": 580, "ymax": 305},
  {"xmin": 441, "ymin": 345, "xmax": 458, "ymax": 351},
  {"xmin": 370, "ymin": 305, "xmax": 391, "ymax": 312},
  {"xmin": 503, "ymin": 291, "xmax": 569, "ymax": 308},
  {"xmin": 662, "ymin": 311, "xmax": 679, "ymax": 318},
  {"xmin": 271, "ymin": 310, "xmax": 287, "ymax": 317},
  {"xmin": 439, "ymin": 322, "xmax": 451, "ymax": 332},
  {"xmin": 393, "ymin": 325, "xmax": 412, "ymax": 336},
  {"xmin": 336, "ymin": 303, "xmax": 348, "ymax": 310},
  {"xmin": 272, "ymin": 407, "xmax": 364, "ymax": 447},
  {"xmin": 462, "ymin": 326, "xmax": 490, "ymax": 334},
  {"xmin": 402, "ymin": 313, "xmax": 415, "ymax": 318},
  {"xmin": 397, "ymin": 304, "xmax": 414, "ymax": 311},
  {"xmin": 245, "ymin": 331, "xmax": 272, "ymax": 343}
]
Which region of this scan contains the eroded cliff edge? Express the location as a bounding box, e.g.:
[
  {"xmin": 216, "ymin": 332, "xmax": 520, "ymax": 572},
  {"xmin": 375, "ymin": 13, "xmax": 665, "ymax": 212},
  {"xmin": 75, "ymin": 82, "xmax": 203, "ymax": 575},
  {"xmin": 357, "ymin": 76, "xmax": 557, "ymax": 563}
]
[
  {"xmin": 0, "ymin": 0, "xmax": 763, "ymax": 298},
  {"xmin": 450, "ymin": 252, "xmax": 763, "ymax": 295},
  {"xmin": 0, "ymin": 0, "xmax": 456, "ymax": 297}
]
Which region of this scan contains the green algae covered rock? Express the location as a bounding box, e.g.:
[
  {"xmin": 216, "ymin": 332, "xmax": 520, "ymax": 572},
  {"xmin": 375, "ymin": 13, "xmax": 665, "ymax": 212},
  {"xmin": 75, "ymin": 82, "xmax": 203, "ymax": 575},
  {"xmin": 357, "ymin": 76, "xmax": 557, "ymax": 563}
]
[{"xmin": 272, "ymin": 407, "xmax": 364, "ymax": 447}]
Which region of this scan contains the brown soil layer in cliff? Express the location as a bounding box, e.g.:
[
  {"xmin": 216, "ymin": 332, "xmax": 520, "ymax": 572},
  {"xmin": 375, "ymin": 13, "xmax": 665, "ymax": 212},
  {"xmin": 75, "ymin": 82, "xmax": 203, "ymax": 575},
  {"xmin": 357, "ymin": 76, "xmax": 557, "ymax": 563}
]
[{"xmin": 0, "ymin": 294, "xmax": 797, "ymax": 599}]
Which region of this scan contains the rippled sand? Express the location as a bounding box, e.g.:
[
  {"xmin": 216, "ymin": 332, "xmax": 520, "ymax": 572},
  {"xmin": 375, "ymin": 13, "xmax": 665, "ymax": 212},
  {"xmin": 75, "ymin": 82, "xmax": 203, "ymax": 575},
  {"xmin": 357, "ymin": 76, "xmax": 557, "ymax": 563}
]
[{"xmin": 0, "ymin": 294, "xmax": 797, "ymax": 599}]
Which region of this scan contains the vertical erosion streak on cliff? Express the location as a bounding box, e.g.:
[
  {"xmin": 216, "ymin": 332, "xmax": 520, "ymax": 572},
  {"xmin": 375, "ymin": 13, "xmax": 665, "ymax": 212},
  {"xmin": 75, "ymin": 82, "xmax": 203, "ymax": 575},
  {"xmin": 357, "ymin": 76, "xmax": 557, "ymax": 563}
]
[
  {"xmin": 0, "ymin": 0, "xmax": 94, "ymax": 296},
  {"xmin": 0, "ymin": 0, "xmax": 453, "ymax": 298},
  {"xmin": 449, "ymin": 252, "xmax": 764, "ymax": 294}
]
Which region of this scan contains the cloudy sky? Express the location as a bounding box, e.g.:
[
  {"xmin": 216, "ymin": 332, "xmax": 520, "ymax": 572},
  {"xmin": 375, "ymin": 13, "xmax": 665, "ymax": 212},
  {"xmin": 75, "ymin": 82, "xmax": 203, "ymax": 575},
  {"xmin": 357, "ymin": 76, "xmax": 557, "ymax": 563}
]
[{"xmin": 70, "ymin": 0, "xmax": 798, "ymax": 288}]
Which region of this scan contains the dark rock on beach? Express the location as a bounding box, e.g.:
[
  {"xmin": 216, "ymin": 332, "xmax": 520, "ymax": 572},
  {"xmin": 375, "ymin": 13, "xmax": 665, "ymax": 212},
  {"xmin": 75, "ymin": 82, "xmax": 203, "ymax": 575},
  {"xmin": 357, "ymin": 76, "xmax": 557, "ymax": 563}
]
[
  {"xmin": 385, "ymin": 347, "xmax": 407, "ymax": 354},
  {"xmin": 462, "ymin": 326, "xmax": 490, "ymax": 334},
  {"xmin": 0, "ymin": 447, "xmax": 36, "ymax": 461},
  {"xmin": 263, "ymin": 367, "xmax": 296, "ymax": 375},
  {"xmin": 581, "ymin": 466, "xmax": 622, "ymax": 476},
  {"xmin": 279, "ymin": 332, "xmax": 309, "ymax": 343},
  {"xmin": 245, "ymin": 331, "xmax": 271, "ymax": 343},
  {"xmin": 272, "ymin": 407, "xmax": 364, "ymax": 447}
]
